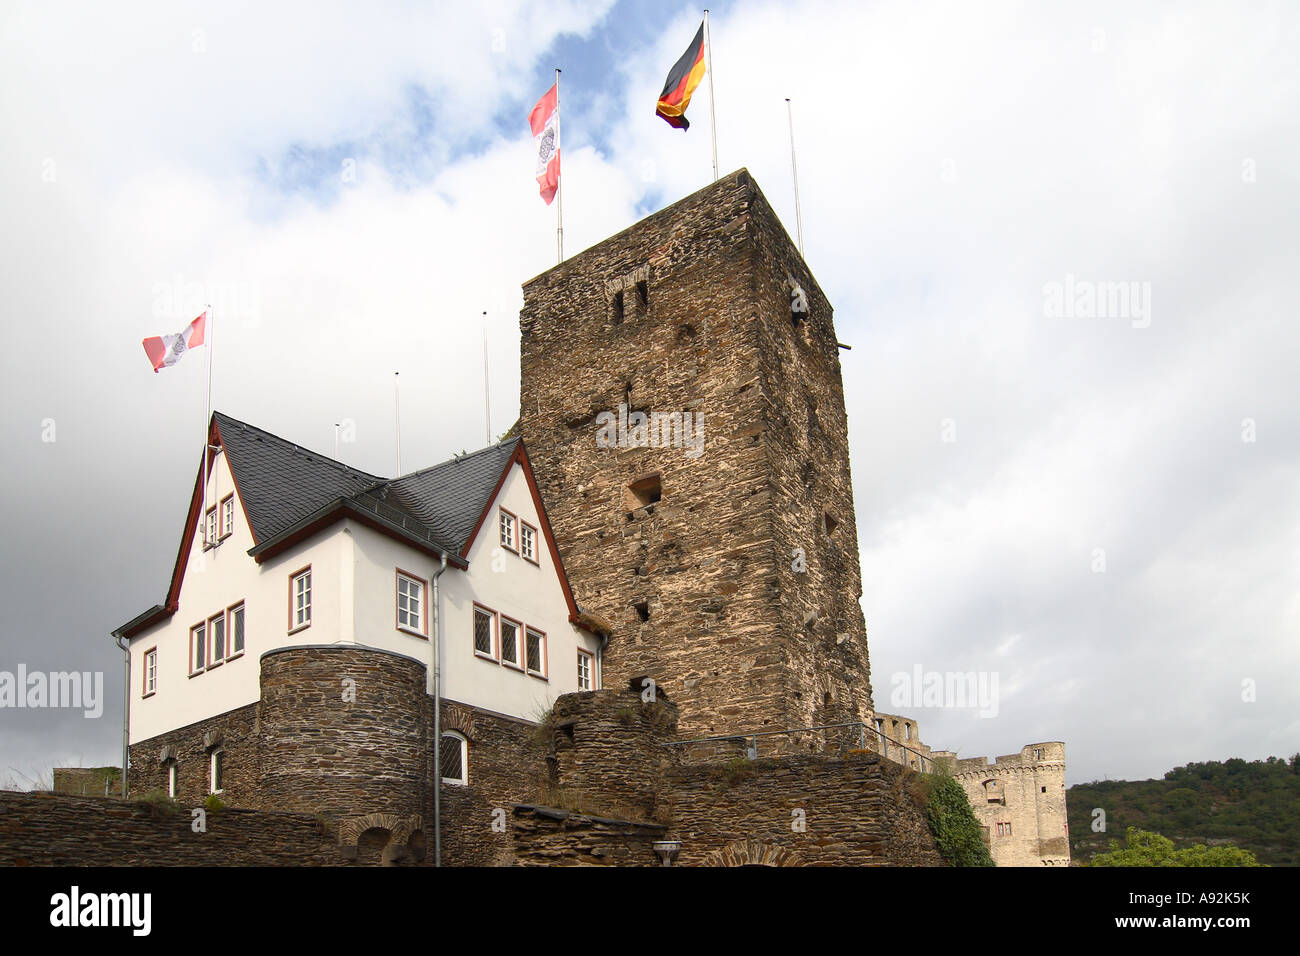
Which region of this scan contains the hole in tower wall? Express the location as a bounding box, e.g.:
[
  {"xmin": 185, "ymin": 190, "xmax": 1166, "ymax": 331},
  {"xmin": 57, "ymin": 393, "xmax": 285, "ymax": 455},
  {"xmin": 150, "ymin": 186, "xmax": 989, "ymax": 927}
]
[
  {"xmin": 633, "ymin": 601, "xmax": 650, "ymax": 622},
  {"xmin": 823, "ymin": 512, "xmax": 838, "ymax": 537},
  {"xmin": 625, "ymin": 474, "xmax": 662, "ymax": 511},
  {"xmin": 636, "ymin": 279, "xmax": 649, "ymax": 311},
  {"xmin": 612, "ymin": 290, "xmax": 624, "ymax": 326}
]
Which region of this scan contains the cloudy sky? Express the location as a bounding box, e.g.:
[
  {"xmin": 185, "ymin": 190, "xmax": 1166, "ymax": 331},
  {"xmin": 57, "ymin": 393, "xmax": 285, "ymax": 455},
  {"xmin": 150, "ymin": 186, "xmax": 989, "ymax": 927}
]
[{"xmin": 1, "ymin": 0, "xmax": 1295, "ymax": 788}]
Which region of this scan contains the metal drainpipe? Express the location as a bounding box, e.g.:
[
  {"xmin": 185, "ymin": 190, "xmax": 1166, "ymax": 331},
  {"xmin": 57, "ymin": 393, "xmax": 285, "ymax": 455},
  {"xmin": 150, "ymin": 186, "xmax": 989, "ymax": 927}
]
[
  {"xmin": 114, "ymin": 634, "xmax": 130, "ymax": 798},
  {"xmin": 430, "ymin": 552, "xmax": 448, "ymax": 866}
]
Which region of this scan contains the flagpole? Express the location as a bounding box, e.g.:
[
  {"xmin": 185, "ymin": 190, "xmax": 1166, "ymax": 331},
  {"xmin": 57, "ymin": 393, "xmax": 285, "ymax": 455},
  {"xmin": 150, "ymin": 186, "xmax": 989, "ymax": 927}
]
[
  {"xmin": 555, "ymin": 68, "xmax": 564, "ymax": 263},
  {"xmin": 785, "ymin": 98, "xmax": 805, "ymax": 256},
  {"xmin": 201, "ymin": 303, "xmax": 213, "ymax": 551},
  {"xmin": 482, "ymin": 311, "xmax": 491, "ymax": 445},
  {"xmin": 704, "ymin": 10, "xmax": 719, "ymax": 182}
]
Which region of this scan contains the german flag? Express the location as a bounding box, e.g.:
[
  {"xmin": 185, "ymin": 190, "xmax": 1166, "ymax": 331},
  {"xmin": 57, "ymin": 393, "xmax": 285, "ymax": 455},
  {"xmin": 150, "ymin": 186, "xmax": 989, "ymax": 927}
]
[{"xmin": 656, "ymin": 21, "xmax": 706, "ymax": 130}]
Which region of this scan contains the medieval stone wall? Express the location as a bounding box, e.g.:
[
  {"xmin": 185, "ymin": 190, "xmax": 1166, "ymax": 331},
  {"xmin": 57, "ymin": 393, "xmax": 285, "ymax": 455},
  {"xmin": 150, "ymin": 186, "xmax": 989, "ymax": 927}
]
[
  {"xmin": 519, "ymin": 169, "xmax": 873, "ymax": 739},
  {"xmin": 0, "ymin": 791, "xmax": 350, "ymax": 866},
  {"xmin": 126, "ymin": 702, "xmax": 259, "ymax": 805}
]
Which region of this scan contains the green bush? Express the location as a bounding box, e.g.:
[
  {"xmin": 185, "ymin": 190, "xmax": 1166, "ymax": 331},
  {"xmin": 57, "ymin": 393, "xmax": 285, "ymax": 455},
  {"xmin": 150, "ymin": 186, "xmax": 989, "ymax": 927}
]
[{"xmin": 925, "ymin": 774, "xmax": 995, "ymax": 867}]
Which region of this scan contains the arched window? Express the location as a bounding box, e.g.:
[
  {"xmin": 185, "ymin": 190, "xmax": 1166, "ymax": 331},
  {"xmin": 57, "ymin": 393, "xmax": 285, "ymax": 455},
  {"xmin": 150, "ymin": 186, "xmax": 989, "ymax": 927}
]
[{"xmin": 440, "ymin": 732, "xmax": 467, "ymax": 786}]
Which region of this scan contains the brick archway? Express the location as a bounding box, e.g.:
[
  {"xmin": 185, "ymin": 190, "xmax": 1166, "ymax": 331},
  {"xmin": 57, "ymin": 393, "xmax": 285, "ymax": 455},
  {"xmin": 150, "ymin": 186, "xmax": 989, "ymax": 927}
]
[{"xmin": 705, "ymin": 840, "xmax": 803, "ymax": 867}]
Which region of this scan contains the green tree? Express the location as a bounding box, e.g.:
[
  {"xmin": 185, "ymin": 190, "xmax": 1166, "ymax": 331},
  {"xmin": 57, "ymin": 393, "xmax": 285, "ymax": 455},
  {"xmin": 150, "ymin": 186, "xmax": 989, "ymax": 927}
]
[{"xmin": 1088, "ymin": 827, "xmax": 1260, "ymax": 867}]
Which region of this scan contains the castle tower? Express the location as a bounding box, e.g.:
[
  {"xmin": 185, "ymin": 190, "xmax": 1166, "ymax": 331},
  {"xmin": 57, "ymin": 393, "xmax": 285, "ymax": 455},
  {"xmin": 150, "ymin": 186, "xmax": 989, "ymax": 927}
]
[{"xmin": 520, "ymin": 169, "xmax": 873, "ymax": 737}]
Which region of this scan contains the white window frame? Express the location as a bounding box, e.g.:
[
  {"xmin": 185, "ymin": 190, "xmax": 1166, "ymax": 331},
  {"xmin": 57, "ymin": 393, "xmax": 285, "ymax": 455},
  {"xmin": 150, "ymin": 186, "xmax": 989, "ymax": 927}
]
[
  {"xmin": 497, "ymin": 616, "xmax": 522, "ymax": 668},
  {"xmin": 289, "ymin": 567, "xmax": 312, "ymax": 633},
  {"xmin": 440, "ymin": 731, "xmax": 468, "ymax": 785},
  {"xmin": 204, "ymin": 506, "xmax": 217, "ymax": 548},
  {"xmin": 227, "ymin": 602, "xmax": 245, "ymax": 658},
  {"xmin": 220, "ymin": 494, "xmax": 235, "ymax": 539},
  {"xmin": 190, "ymin": 622, "xmax": 206, "ymax": 675},
  {"xmin": 577, "ymin": 649, "xmax": 593, "ymax": 690},
  {"xmin": 473, "ymin": 604, "xmax": 497, "ymax": 660},
  {"xmin": 166, "ymin": 761, "xmax": 177, "ymax": 798},
  {"xmin": 208, "ymin": 610, "xmax": 226, "ymax": 666},
  {"xmin": 396, "ymin": 570, "xmax": 426, "ymax": 636},
  {"xmin": 209, "ymin": 749, "xmax": 224, "ymax": 794},
  {"xmin": 143, "ymin": 648, "xmax": 157, "ymax": 696},
  {"xmin": 498, "ymin": 508, "xmax": 517, "ymax": 552},
  {"xmin": 524, "ymin": 627, "xmax": 547, "ymax": 678},
  {"xmin": 520, "ymin": 522, "xmax": 538, "ymax": 563}
]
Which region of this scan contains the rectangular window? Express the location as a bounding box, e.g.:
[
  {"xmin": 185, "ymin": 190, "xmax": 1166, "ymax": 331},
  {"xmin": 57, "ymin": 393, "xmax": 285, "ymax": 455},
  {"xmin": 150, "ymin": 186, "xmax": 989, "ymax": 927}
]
[
  {"xmin": 397, "ymin": 571, "xmax": 425, "ymax": 635},
  {"xmin": 525, "ymin": 627, "xmax": 546, "ymax": 678},
  {"xmin": 209, "ymin": 611, "xmax": 226, "ymax": 665},
  {"xmin": 290, "ymin": 567, "xmax": 312, "ymax": 631},
  {"xmin": 204, "ymin": 507, "xmax": 217, "ymax": 547},
  {"xmin": 500, "ymin": 617, "xmax": 521, "ymax": 668},
  {"xmin": 190, "ymin": 623, "xmax": 206, "ymax": 675},
  {"xmin": 220, "ymin": 494, "xmax": 235, "ymax": 539},
  {"xmin": 473, "ymin": 605, "xmax": 496, "ymax": 658},
  {"xmin": 228, "ymin": 603, "xmax": 245, "ymax": 657},
  {"xmin": 520, "ymin": 522, "xmax": 538, "ymax": 563},
  {"xmin": 577, "ymin": 649, "xmax": 593, "ymax": 690},
  {"xmin": 210, "ymin": 750, "xmax": 224, "ymax": 794},
  {"xmin": 499, "ymin": 509, "xmax": 517, "ymax": 551},
  {"xmin": 167, "ymin": 762, "xmax": 177, "ymax": 798},
  {"xmin": 143, "ymin": 648, "xmax": 157, "ymax": 696}
]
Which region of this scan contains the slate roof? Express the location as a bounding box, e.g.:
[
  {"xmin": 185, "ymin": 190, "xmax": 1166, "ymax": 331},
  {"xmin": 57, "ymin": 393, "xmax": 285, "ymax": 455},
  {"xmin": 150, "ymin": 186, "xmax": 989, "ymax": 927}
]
[{"xmin": 213, "ymin": 411, "xmax": 519, "ymax": 557}]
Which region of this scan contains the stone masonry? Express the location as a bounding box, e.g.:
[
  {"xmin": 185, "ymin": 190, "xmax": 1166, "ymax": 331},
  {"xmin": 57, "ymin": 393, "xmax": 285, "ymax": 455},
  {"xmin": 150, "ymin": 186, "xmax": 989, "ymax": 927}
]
[{"xmin": 520, "ymin": 168, "xmax": 874, "ymax": 739}]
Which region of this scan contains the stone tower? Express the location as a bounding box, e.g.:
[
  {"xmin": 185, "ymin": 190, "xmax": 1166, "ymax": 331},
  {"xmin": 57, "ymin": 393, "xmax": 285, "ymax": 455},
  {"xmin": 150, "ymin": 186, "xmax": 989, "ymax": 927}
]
[{"xmin": 519, "ymin": 169, "xmax": 873, "ymax": 738}]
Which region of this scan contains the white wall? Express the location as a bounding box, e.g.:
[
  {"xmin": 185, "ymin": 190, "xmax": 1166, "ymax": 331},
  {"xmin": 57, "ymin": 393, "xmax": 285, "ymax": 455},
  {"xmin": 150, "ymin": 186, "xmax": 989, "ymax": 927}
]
[
  {"xmin": 127, "ymin": 448, "xmax": 346, "ymax": 743},
  {"xmin": 129, "ymin": 452, "xmax": 600, "ymax": 743}
]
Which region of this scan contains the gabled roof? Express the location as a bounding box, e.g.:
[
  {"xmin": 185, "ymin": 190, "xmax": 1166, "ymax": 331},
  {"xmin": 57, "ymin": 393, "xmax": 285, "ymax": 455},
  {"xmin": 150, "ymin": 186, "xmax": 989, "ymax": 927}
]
[{"xmin": 114, "ymin": 412, "xmax": 579, "ymax": 638}]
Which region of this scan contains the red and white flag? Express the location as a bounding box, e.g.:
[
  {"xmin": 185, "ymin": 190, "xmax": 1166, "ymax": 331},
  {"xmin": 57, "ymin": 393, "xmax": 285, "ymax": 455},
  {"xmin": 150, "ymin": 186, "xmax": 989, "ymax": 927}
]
[
  {"xmin": 529, "ymin": 83, "xmax": 561, "ymax": 205},
  {"xmin": 142, "ymin": 311, "xmax": 206, "ymax": 373}
]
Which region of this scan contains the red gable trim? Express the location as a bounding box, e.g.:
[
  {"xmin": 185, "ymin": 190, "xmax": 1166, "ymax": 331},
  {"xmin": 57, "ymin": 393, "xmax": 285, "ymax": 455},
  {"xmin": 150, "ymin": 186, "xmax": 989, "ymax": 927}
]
[
  {"xmin": 121, "ymin": 417, "xmax": 253, "ymax": 640},
  {"xmin": 461, "ymin": 441, "xmax": 582, "ymax": 623}
]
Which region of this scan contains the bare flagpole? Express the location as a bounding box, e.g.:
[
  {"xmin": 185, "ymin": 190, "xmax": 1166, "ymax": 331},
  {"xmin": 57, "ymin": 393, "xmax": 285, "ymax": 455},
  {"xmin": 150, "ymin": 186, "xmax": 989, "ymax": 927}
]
[
  {"xmin": 394, "ymin": 371, "xmax": 402, "ymax": 475},
  {"xmin": 482, "ymin": 311, "xmax": 491, "ymax": 445},
  {"xmin": 704, "ymin": 10, "xmax": 719, "ymax": 182},
  {"xmin": 555, "ymin": 68, "xmax": 564, "ymax": 263},
  {"xmin": 785, "ymin": 98, "xmax": 805, "ymax": 256},
  {"xmin": 200, "ymin": 303, "xmax": 214, "ymax": 550}
]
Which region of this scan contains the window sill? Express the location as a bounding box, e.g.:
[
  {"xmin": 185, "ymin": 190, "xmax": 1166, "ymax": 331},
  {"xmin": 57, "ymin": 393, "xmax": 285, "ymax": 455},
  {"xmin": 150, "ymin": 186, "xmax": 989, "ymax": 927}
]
[
  {"xmin": 226, "ymin": 651, "xmax": 244, "ymax": 662},
  {"xmin": 474, "ymin": 650, "xmax": 499, "ymax": 663},
  {"xmin": 499, "ymin": 544, "xmax": 519, "ymax": 555},
  {"xmin": 287, "ymin": 622, "xmax": 312, "ymax": 636},
  {"xmin": 188, "ymin": 669, "xmax": 204, "ymax": 679},
  {"xmin": 398, "ymin": 626, "xmax": 428, "ymax": 640},
  {"xmin": 502, "ymin": 660, "xmax": 525, "ymax": 673},
  {"xmin": 440, "ymin": 778, "xmax": 467, "ymax": 787},
  {"xmin": 521, "ymin": 554, "xmax": 540, "ymax": 566},
  {"xmin": 526, "ymin": 671, "xmax": 548, "ymax": 682},
  {"xmin": 142, "ymin": 690, "xmax": 156, "ymax": 699}
]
